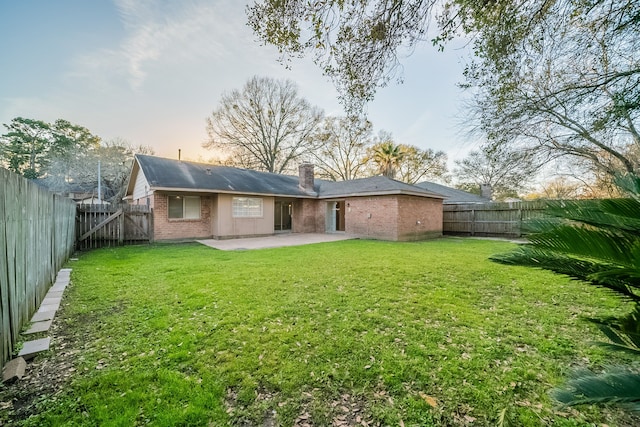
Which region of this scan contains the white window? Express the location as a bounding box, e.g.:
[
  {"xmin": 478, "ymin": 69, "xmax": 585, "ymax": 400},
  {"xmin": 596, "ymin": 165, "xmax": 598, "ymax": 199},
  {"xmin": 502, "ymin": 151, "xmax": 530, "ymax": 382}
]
[
  {"xmin": 232, "ymin": 197, "xmax": 263, "ymax": 218},
  {"xmin": 168, "ymin": 196, "xmax": 201, "ymax": 219}
]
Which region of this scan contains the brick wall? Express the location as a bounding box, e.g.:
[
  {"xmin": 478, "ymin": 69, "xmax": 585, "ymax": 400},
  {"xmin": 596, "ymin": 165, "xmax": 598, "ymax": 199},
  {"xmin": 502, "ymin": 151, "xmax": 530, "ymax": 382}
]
[
  {"xmin": 153, "ymin": 193, "xmax": 212, "ymax": 240},
  {"xmin": 292, "ymin": 199, "xmax": 322, "ymax": 233},
  {"xmin": 337, "ymin": 195, "xmax": 442, "ymax": 241},
  {"xmin": 396, "ymin": 195, "xmax": 442, "ymax": 241},
  {"xmin": 343, "ymin": 196, "xmax": 399, "ymax": 240}
]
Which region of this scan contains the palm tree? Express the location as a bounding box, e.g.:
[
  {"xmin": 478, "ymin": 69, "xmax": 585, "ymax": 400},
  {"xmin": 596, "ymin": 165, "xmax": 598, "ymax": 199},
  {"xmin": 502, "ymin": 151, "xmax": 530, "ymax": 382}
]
[
  {"xmin": 492, "ymin": 174, "xmax": 640, "ymax": 411},
  {"xmin": 371, "ymin": 141, "xmax": 405, "ymax": 179}
]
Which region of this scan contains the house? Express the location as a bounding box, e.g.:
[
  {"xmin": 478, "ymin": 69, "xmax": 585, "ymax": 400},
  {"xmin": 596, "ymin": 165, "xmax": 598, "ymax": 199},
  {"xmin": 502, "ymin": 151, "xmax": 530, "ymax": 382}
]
[
  {"xmin": 124, "ymin": 154, "xmax": 445, "ymax": 242},
  {"xmin": 415, "ymin": 181, "xmax": 490, "ymax": 204},
  {"xmin": 77, "ymin": 196, "xmax": 110, "ymax": 205}
]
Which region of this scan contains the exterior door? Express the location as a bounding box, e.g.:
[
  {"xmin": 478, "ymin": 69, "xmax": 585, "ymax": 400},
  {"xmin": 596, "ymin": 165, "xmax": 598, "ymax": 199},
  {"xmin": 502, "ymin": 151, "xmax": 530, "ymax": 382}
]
[
  {"xmin": 274, "ymin": 200, "xmax": 292, "ymax": 231},
  {"xmin": 326, "ymin": 201, "xmax": 346, "ymax": 233},
  {"xmin": 336, "ymin": 201, "xmax": 346, "ymax": 232}
]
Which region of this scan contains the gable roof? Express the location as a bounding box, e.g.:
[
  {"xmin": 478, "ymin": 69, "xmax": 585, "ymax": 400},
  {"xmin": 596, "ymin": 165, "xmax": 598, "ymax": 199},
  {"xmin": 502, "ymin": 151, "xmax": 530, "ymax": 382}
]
[
  {"xmin": 126, "ymin": 155, "xmax": 444, "ymax": 200},
  {"xmin": 128, "ymin": 154, "xmax": 315, "ymax": 198},
  {"xmin": 415, "ymin": 181, "xmax": 489, "ymax": 204}
]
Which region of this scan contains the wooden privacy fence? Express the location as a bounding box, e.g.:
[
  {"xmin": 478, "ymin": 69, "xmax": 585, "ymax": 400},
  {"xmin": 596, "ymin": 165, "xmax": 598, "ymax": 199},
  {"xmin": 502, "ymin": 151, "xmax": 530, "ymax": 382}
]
[
  {"xmin": 76, "ymin": 204, "xmax": 152, "ymax": 250},
  {"xmin": 0, "ymin": 168, "xmax": 76, "ymax": 367},
  {"xmin": 443, "ymin": 201, "xmax": 549, "ymax": 238}
]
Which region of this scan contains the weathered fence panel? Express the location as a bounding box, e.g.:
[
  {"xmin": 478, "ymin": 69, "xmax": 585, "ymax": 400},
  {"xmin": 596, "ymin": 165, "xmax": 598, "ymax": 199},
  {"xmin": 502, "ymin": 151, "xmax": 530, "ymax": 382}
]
[
  {"xmin": 0, "ymin": 168, "xmax": 76, "ymax": 367},
  {"xmin": 443, "ymin": 201, "xmax": 549, "ymax": 238},
  {"xmin": 76, "ymin": 204, "xmax": 152, "ymax": 250}
]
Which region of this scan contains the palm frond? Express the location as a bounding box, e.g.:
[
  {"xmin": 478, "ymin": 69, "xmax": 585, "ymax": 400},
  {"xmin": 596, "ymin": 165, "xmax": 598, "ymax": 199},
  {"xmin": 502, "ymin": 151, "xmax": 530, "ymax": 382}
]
[
  {"xmin": 491, "ymin": 248, "xmax": 640, "ymax": 302},
  {"xmin": 536, "ymin": 198, "xmax": 640, "ymax": 235},
  {"xmin": 552, "ymin": 367, "xmax": 640, "ymax": 409},
  {"xmin": 615, "ymin": 174, "xmax": 640, "ymax": 198},
  {"xmin": 493, "ymin": 173, "xmax": 640, "ymax": 411},
  {"xmin": 526, "ymin": 225, "xmax": 640, "ymax": 268}
]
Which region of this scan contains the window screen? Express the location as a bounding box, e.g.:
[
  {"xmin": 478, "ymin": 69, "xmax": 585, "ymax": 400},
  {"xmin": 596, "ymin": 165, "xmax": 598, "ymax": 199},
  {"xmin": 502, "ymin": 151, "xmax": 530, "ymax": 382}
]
[
  {"xmin": 184, "ymin": 196, "xmax": 201, "ymax": 219},
  {"xmin": 232, "ymin": 197, "xmax": 263, "ymax": 217},
  {"xmin": 168, "ymin": 196, "xmax": 201, "ymax": 219},
  {"xmin": 168, "ymin": 196, "xmax": 184, "ymax": 219}
]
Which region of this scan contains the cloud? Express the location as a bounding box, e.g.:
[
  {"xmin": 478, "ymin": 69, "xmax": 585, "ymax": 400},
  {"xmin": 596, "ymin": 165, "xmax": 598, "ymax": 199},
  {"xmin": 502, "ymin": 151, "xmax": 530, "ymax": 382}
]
[{"xmin": 71, "ymin": 0, "xmax": 243, "ymax": 90}]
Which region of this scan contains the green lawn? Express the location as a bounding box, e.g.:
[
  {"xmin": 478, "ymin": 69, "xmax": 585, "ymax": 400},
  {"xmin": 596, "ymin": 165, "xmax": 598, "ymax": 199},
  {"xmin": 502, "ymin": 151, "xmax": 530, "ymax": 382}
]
[{"xmin": 8, "ymin": 238, "xmax": 638, "ymax": 426}]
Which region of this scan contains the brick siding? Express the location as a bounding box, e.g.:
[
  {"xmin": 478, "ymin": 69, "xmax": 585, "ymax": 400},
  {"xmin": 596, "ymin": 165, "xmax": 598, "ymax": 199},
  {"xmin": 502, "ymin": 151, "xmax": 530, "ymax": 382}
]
[
  {"xmin": 395, "ymin": 195, "xmax": 443, "ymax": 241},
  {"xmin": 153, "ymin": 193, "xmax": 212, "ymax": 240}
]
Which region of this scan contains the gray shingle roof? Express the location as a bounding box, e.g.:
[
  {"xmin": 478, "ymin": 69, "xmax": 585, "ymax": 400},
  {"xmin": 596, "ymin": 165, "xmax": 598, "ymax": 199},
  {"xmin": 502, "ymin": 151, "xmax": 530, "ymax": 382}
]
[
  {"xmin": 132, "ymin": 155, "xmax": 443, "ymax": 199},
  {"xmin": 135, "ymin": 154, "xmax": 314, "ymax": 197},
  {"xmin": 316, "ymin": 176, "xmax": 443, "ymax": 199},
  {"xmin": 415, "ymin": 181, "xmax": 489, "ymax": 204}
]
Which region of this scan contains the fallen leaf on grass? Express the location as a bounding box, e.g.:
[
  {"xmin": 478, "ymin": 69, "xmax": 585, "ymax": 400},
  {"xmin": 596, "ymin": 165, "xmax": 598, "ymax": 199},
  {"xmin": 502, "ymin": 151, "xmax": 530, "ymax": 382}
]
[{"xmin": 418, "ymin": 392, "xmax": 438, "ymax": 408}]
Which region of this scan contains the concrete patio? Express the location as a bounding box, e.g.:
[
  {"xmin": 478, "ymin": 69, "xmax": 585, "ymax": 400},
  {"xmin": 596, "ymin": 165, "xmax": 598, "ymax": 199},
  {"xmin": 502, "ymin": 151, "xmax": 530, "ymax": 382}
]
[{"xmin": 197, "ymin": 233, "xmax": 354, "ymax": 251}]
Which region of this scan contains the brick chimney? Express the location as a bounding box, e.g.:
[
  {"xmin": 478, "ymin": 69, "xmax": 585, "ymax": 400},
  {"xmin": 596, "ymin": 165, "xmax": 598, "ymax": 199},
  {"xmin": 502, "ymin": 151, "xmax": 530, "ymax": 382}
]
[
  {"xmin": 299, "ymin": 163, "xmax": 315, "ymax": 192},
  {"xmin": 480, "ymin": 184, "xmax": 493, "ymax": 200}
]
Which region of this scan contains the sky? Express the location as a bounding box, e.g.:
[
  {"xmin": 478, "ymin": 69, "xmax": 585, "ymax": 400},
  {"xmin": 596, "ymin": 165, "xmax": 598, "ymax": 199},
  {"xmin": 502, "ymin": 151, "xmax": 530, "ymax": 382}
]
[{"xmin": 0, "ymin": 0, "xmax": 476, "ymax": 167}]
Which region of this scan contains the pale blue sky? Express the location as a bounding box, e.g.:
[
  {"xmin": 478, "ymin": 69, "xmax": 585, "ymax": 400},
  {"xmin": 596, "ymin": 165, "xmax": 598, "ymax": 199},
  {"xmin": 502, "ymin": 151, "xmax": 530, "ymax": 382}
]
[{"xmin": 0, "ymin": 0, "xmax": 475, "ymax": 164}]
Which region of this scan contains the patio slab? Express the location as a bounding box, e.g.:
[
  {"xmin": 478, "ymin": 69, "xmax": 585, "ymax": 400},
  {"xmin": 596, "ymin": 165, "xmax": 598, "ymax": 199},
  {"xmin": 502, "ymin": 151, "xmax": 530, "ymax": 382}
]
[{"xmin": 198, "ymin": 233, "xmax": 354, "ymax": 251}]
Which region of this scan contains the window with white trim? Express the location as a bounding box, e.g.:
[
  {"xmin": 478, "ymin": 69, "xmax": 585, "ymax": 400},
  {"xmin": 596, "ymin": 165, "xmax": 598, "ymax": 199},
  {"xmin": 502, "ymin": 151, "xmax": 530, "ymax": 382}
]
[
  {"xmin": 168, "ymin": 196, "xmax": 201, "ymax": 219},
  {"xmin": 232, "ymin": 197, "xmax": 263, "ymax": 218}
]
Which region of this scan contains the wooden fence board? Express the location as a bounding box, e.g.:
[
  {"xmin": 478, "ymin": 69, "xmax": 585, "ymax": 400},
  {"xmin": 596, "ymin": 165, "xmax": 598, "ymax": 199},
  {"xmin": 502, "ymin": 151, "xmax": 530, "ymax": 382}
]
[
  {"xmin": 75, "ymin": 204, "xmax": 151, "ymax": 250},
  {"xmin": 0, "ymin": 170, "xmax": 12, "ymax": 363},
  {"xmin": 0, "ymin": 168, "xmax": 76, "ymax": 367},
  {"xmin": 443, "ymin": 201, "xmax": 549, "ymax": 238}
]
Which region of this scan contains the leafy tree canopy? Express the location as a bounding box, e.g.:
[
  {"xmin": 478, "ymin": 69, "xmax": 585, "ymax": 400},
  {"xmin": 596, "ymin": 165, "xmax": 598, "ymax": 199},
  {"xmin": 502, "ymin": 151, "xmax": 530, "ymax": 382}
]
[
  {"xmin": 363, "ymin": 135, "xmax": 448, "ymax": 183},
  {"xmin": 0, "ymin": 117, "xmax": 100, "ymax": 179},
  {"xmin": 0, "ymin": 117, "xmax": 152, "ymax": 202},
  {"xmin": 249, "ymin": 1, "xmax": 640, "ymax": 183},
  {"xmin": 248, "ymin": 0, "xmax": 437, "ymax": 114}
]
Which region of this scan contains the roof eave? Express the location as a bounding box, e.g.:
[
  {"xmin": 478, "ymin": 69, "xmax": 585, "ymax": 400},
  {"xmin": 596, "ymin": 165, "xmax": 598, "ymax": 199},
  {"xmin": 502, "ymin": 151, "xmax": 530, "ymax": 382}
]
[
  {"xmin": 149, "ymin": 186, "xmax": 317, "ymax": 199},
  {"xmin": 318, "ymin": 189, "xmax": 445, "ymax": 199}
]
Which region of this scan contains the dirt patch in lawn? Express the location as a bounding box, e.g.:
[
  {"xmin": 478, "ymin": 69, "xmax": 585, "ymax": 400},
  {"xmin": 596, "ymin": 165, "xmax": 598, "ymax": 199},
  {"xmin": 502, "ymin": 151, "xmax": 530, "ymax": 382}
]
[{"xmin": 0, "ymin": 308, "xmax": 85, "ymax": 424}]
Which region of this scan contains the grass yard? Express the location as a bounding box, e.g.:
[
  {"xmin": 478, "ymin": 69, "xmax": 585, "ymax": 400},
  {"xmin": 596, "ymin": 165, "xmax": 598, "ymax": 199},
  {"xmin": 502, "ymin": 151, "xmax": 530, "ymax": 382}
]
[{"xmin": 3, "ymin": 238, "xmax": 637, "ymax": 426}]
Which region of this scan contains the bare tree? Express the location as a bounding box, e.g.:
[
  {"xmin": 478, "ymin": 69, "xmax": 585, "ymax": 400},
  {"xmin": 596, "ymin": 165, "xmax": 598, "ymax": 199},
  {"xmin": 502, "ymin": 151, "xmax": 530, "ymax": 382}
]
[
  {"xmin": 454, "ymin": 144, "xmax": 540, "ymax": 201},
  {"xmin": 312, "ymin": 116, "xmax": 373, "ymax": 181},
  {"xmin": 396, "ymin": 144, "xmax": 448, "ymax": 184},
  {"xmin": 204, "ymin": 76, "xmax": 323, "ymax": 174},
  {"xmin": 465, "ymin": 0, "xmax": 640, "ymax": 179},
  {"xmin": 44, "ymin": 138, "xmax": 154, "ymax": 202}
]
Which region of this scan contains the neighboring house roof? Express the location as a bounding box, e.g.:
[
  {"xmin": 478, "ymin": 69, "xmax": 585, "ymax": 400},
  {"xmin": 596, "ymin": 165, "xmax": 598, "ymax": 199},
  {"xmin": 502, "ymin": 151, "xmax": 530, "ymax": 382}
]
[
  {"xmin": 77, "ymin": 196, "xmax": 110, "ymax": 205},
  {"xmin": 126, "ymin": 155, "xmax": 444, "ymax": 200},
  {"xmin": 415, "ymin": 181, "xmax": 489, "ymax": 204},
  {"xmin": 317, "ymin": 176, "xmax": 441, "ymax": 199}
]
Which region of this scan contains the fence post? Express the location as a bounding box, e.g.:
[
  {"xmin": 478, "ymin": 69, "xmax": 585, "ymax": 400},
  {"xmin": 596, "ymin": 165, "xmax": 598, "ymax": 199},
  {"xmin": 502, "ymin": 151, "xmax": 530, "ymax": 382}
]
[
  {"xmin": 118, "ymin": 210, "xmax": 125, "ymax": 245},
  {"xmin": 470, "ymin": 209, "xmax": 475, "ymax": 236},
  {"xmin": 518, "ymin": 208, "xmax": 523, "ymax": 237}
]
